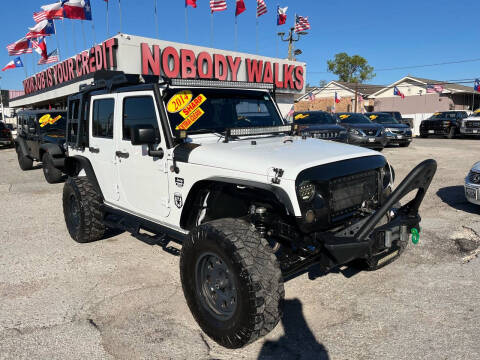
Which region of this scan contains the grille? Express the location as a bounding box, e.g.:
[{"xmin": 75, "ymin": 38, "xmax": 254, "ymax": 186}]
[
  {"xmin": 364, "ymin": 129, "xmax": 379, "ymax": 136},
  {"xmin": 469, "ymin": 171, "xmax": 480, "ymax": 184},
  {"xmin": 314, "ymin": 132, "xmax": 338, "ymax": 139},
  {"xmin": 466, "ymin": 121, "xmax": 480, "ymax": 128},
  {"xmin": 391, "ymin": 128, "xmax": 405, "ymax": 134},
  {"xmin": 329, "ymin": 170, "xmax": 378, "ymax": 218}
]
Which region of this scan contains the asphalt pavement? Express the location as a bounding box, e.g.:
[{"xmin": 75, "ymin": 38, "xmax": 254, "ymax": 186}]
[{"xmin": 0, "ymin": 138, "xmax": 479, "ymax": 360}]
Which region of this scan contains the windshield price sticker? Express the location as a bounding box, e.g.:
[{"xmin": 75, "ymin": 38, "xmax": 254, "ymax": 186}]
[
  {"xmin": 339, "ymin": 114, "xmax": 350, "ymax": 119},
  {"xmin": 39, "ymin": 114, "xmax": 62, "ymax": 127},
  {"xmin": 369, "ymin": 115, "xmax": 378, "ymax": 120},
  {"xmin": 176, "ymin": 107, "xmax": 205, "ymax": 130},
  {"xmin": 180, "ymin": 94, "xmax": 207, "ymax": 119},
  {"xmin": 167, "ymin": 90, "xmax": 193, "ymax": 113},
  {"xmin": 295, "ymin": 114, "xmax": 309, "ymax": 120}
]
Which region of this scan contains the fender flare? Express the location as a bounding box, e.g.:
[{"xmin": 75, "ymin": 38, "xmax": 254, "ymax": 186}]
[
  {"xmin": 14, "ymin": 137, "xmax": 29, "ymax": 157},
  {"xmin": 39, "ymin": 143, "xmax": 65, "ymax": 160},
  {"xmin": 64, "ymin": 155, "xmax": 103, "ymax": 198}
]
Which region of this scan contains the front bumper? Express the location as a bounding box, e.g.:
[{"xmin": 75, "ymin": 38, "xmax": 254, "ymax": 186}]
[
  {"xmin": 420, "ymin": 125, "xmax": 450, "ymax": 136},
  {"xmin": 347, "ymin": 134, "xmax": 387, "ymax": 148},
  {"xmin": 386, "ymin": 133, "xmax": 412, "ymax": 144},
  {"xmin": 283, "ymin": 159, "xmax": 437, "ymax": 276},
  {"xmin": 0, "ymin": 138, "xmax": 14, "ymax": 146},
  {"xmin": 464, "ymin": 178, "xmax": 480, "ymax": 205},
  {"xmin": 460, "ymin": 127, "xmax": 480, "ymax": 136}
]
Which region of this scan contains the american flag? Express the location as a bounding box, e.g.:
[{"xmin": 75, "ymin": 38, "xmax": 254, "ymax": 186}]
[
  {"xmin": 295, "ymin": 15, "xmax": 310, "ymax": 33},
  {"xmin": 33, "ymin": 11, "xmax": 48, "ymax": 23},
  {"xmin": 308, "ymin": 92, "xmax": 315, "ymax": 101},
  {"xmin": 38, "ymin": 49, "xmax": 59, "ymax": 65},
  {"xmin": 256, "ymin": 0, "xmax": 267, "ymax": 17},
  {"xmin": 6, "ymin": 38, "xmax": 32, "ymax": 55},
  {"xmin": 210, "ymin": 0, "xmax": 227, "ymax": 12}
]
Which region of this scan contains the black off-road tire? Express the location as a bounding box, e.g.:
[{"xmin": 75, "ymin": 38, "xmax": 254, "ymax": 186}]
[
  {"xmin": 447, "ymin": 127, "xmax": 456, "ymax": 139},
  {"xmin": 180, "ymin": 218, "xmax": 284, "ymax": 349},
  {"xmin": 17, "ymin": 149, "xmax": 33, "ymax": 170},
  {"xmin": 42, "ymin": 152, "xmax": 63, "ymax": 184},
  {"xmin": 63, "ymin": 176, "xmax": 106, "ymax": 243}
]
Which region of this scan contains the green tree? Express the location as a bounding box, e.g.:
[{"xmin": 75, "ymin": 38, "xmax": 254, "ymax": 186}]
[{"xmin": 327, "ymin": 53, "xmax": 375, "ymax": 83}]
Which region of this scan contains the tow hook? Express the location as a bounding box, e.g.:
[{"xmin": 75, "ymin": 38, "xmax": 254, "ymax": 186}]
[{"xmin": 411, "ymin": 228, "xmax": 420, "ymax": 244}]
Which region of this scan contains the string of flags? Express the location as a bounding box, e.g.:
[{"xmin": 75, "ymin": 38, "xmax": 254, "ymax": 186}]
[{"xmin": 3, "ymin": 0, "xmax": 312, "ymax": 73}]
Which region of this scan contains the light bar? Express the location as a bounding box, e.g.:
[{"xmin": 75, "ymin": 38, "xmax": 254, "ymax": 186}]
[
  {"xmin": 228, "ymin": 125, "xmax": 292, "ymax": 137},
  {"xmin": 170, "ymin": 78, "xmax": 275, "ymax": 91}
]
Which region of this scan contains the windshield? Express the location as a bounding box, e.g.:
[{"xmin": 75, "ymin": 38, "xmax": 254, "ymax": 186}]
[
  {"xmin": 337, "ymin": 113, "xmax": 372, "ymax": 124},
  {"xmin": 164, "ymin": 88, "xmax": 283, "ymax": 134},
  {"xmin": 429, "ymin": 112, "xmax": 457, "ymax": 119},
  {"xmin": 470, "ymin": 112, "xmax": 480, "ymax": 117},
  {"xmin": 294, "ymin": 112, "xmax": 336, "ymax": 125},
  {"xmin": 367, "ymin": 113, "xmax": 399, "ymax": 124},
  {"xmin": 36, "ymin": 112, "xmax": 67, "ymax": 133}
]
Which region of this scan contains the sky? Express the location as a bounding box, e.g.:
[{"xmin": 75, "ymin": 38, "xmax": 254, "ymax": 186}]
[{"xmin": 1, "ymin": 0, "xmax": 480, "ymax": 91}]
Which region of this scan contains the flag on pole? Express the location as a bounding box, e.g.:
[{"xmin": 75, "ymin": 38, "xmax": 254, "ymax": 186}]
[
  {"xmin": 2, "ymin": 57, "xmax": 24, "ymax": 71},
  {"xmin": 426, "ymin": 84, "xmax": 444, "ymax": 93},
  {"xmin": 256, "ymin": 0, "xmax": 267, "ymax": 17},
  {"xmin": 32, "ymin": 37, "xmax": 48, "ymax": 59},
  {"xmin": 186, "ymin": 0, "xmax": 197, "ymax": 8},
  {"xmin": 26, "ymin": 20, "xmax": 56, "ymax": 38},
  {"xmin": 6, "ymin": 38, "xmax": 32, "ymax": 56},
  {"xmin": 277, "ymin": 6, "xmax": 287, "ymax": 25},
  {"xmin": 308, "ymin": 92, "xmax": 315, "ymax": 101},
  {"xmin": 394, "ymin": 86, "xmax": 405, "ymax": 99},
  {"xmin": 63, "ymin": 0, "xmax": 92, "ymax": 20},
  {"xmin": 474, "ymin": 79, "xmax": 480, "ymax": 92},
  {"xmin": 42, "ymin": 2, "xmax": 64, "ymax": 19},
  {"xmin": 38, "ymin": 49, "xmax": 59, "ymax": 64},
  {"xmin": 294, "ymin": 15, "xmax": 310, "ymax": 32},
  {"xmin": 210, "ymin": 0, "xmax": 227, "ymax": 13},
  {"xmin": 335, "ymin": 92, "xmax": 341, "ymax": 103},
  {"xmin": 235, "ymin": 0, "xmax": 246, "ymax": 16}
]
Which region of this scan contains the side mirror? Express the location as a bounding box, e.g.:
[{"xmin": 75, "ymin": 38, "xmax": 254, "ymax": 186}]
[{"xmin": 130, "ymin": 124, "xmax": 158, "ymax": 145}]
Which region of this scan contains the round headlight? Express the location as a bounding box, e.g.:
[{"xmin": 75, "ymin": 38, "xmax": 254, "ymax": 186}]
[{"xmin": 298, "ymin": 181, "xmax": 316, "ymax": 202}]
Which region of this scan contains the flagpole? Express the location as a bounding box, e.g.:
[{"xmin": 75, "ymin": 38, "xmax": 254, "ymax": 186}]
[
  {"xmin": 118, "ymin": 0, "xmax": 123, "ymax": 33},
  {"xmin": 235, "ymin": 16, "xmax": 238, "ymax": 51},
  {"xmin": 256, "ymin": 11, "xmax": 259, "ymax": 54},
  {"xmin": 81, "ymin": 21, "xmax": 87, "ymax": 50},
  {"xmin": 210, "ymin": 12, "xmax": 214, "ymax": 47},
  {"xmin": 185, "ymin": 4, "xmax": 189, "ymax": 42},
  {"xmin": 91, "ymin": 14, "xmax": 97, "ymax": 45},
  {"xmin": 22, "ymin": 55, "xmax": 28, "ymax": 77},
  {"xmin": 154, "ymin": 0, "xmax": 159, "ymax": 39},
  {"xmin": 106, "ymin": 1, "xmax": 109, "ymax": 37}
]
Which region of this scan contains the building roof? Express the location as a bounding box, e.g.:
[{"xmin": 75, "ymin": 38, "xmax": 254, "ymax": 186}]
[{"xmin": 296, "ymin": 80, "xmax": 385, "ymax": 101}]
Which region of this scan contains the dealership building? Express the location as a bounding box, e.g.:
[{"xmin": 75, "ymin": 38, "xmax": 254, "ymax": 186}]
[{"xmin": 9, "ymin": 33, "xmax": 306, "ymax": 117}]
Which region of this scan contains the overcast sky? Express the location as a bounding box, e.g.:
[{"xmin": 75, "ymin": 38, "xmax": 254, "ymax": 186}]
[{"xmin": 1, "ymin": 0, "xmax": 479, "ymax": 90}]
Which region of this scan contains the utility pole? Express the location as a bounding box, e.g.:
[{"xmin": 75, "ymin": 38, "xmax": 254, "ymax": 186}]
[
  {"xmin": 277, "ymin": 27, "xmax": 308, "ymax": 60},
  {"xmin": 354, "ymin": 82, "xmax": 358, "ymax": 113},
  {"xmin": 0, "ymin": 76, "xmax": 4, "ymax": 122}
]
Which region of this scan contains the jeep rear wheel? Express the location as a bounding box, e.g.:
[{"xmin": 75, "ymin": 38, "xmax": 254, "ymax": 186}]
[
  {"xmin": 63, "ymin": 177, "xmax": 106, "ymax": 243},
  {"xmin": 180, "ymin": 218, "xmax": 284, "ymax": 348},
  {"xmin": 42, "ymin": 152, "xmax": 63, "ymax": 184},
  {"xmin": 17, "ymin": 150, "xmax": 33, "ymax": 171}
]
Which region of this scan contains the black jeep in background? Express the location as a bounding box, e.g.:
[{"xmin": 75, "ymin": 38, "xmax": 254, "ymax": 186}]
[
  {"xmin": 15, "ymin": 109, "xmax": 67, "ymax": 183},
  {"xmin": 420, "ymin": 111, "xmax": 470, "ymax": 139}
]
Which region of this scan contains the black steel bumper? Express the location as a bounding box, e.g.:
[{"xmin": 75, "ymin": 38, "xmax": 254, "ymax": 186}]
[{"xmin": 284, "ymin": 159, "xmax": 437, "ymax": 277}]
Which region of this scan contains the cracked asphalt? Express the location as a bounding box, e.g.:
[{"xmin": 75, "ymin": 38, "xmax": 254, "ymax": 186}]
[{"xmin": 1, "ymin": 138, "xmax": 479, "ymax": 360}]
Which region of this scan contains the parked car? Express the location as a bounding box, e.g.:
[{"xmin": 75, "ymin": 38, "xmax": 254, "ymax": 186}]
[
  {"xmin": 292, "ymin": 111, "xmax": 347, "ymax": 142},
  {"xmin": 15, "ymin": 109, "xmax": 67, "ymax": 183},
  {"xmin": 420, "ymin": 111, "xmax": 470, "ymax": 139},
  {"xmin": 459, "ymin": 110, "xmax": 480, "ymax": 137},
  {"xmin": 335, "ymin": 112, "xmax": 387, "ymax": 150},
  {"xmin": 365, "ymin": 112, "xmax": 412, "ymax": 147},
  {"xmin": 4, "ymin": 123, "xmax": 17, "ymax": 138},
  {"xmin": 0, "ymin": 122, "xmax": 14, "ymax": 148},
  {"xmin": 465, "ymin": 162, "xmax": 480, "ymax": 205}
]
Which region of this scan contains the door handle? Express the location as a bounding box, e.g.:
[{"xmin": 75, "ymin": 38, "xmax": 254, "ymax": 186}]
[
  {"xmin": 89, "ymin": 147, "xmax": 100, "ymax": 153},
  {"xmin": 115, "ymin": 151, "xmax": 130, "ymax": 159}
]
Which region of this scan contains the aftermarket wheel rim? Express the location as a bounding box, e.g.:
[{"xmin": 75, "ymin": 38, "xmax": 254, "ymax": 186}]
[{"xmin": 195, "ymin": 252, "xmax": 237, "ymax": 321}]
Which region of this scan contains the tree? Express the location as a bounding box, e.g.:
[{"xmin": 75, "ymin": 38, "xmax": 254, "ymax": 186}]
[
  {"xmin": 327, "ymin": 53, "xmax": 375, "ymax": 83},
  {"xmin": 318, "ymin": 80, "xmax": 327, "ymax": 88}
]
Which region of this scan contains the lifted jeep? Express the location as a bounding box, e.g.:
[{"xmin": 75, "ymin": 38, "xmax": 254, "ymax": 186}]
[
  {"xmin": 15, "ymin": 109, "xmax": 67, "ymax": 183},
  {"xmin": 62, "ymin": 73, "xmax": 436, "ymax": 349}
]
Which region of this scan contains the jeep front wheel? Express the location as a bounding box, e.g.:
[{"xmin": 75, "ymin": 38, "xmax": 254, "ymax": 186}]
[
  {"xmin": 42, "ymin": 152, "xmax": 63, "ymax": 184},
  {"xmin": 180, "ymin": 218, "xmax": 284, "ymax": 348},
  {"xmin": 63, "ymin": 177, "xmax": 106, "ymax": 243}
]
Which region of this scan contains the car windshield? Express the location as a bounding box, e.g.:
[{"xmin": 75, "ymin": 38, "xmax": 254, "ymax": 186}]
[
  {"xmin": 429, "ymin": 112, "xmax": 457, "ymax": 119},
  {"xmin": 470, "ymin": 112, "xmax": 480, "ymax": 117},
  {"xmin": 337, "ymin": 113, "xmax": 372, "ymax": 124},
  {"xmin": 164, "ymin": 88, "xmax": 284, "ymax": 134},
  {"xmin": 367, "ymin": 113, "xmax": 399, "ymax": 124},
  {"xmin": 36, "ymin": 112, "xmax": 67, "ymax": 133},
  {"xmin": 294, "ymin": 112, "xmax": 336, "ymax": 125}
]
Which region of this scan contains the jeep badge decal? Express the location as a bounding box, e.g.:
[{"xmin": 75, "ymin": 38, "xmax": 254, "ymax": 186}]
[
  {"xmin": 175, "ymin": 177, "xmax": 184, "ymax": 188},
  {"xmin": 174, "ymin": 193, "xmax": 183, "ymax": 208},
  {"xmin": 167, "ymin": 90, "xmax": 193, "ymax": 113},
  {"xmin": 39, "ymin": 114, "xmax": 62, "ymax": 127}
]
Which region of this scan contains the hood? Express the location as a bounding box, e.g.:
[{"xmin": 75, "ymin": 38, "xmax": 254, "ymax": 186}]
[
  {"xmin": 184, "ymin": 135, "xmax": 380, "ymax": 181},
  {"xmin": 471, "ymin": 161, "xmax": 480, "ymax": 173},
  {"xmin": 300, "ymin": 124, "xmax": 345, "ymax": 132},
  {"xmin": 342, "ymin": 123, "xmax": 383, "ymax": 131}
]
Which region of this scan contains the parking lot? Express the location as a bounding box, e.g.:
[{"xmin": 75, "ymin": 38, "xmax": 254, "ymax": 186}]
[{"xmin": 0, "ymin": 138, "xmax": 479, "ymax": 360}]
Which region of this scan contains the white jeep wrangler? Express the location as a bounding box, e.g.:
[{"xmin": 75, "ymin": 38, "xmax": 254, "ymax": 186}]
[{"xmin": 62, "ymin": 74, "xmax": 436, "ymax": 348}]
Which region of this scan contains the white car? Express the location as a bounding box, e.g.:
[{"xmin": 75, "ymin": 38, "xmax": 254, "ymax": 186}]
[
  {"xmin": 465, "ymin": 162, "xmax": 480, "ymax": 204},
  {"xmin": 460, "ymin": 111, "xmax": 480, "ymax": 136}
]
